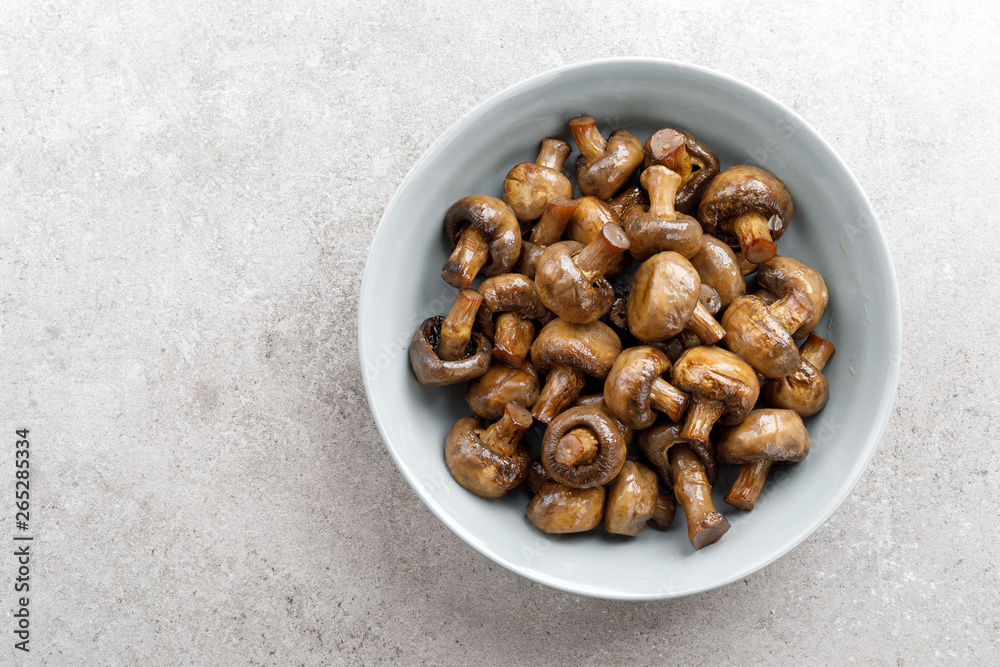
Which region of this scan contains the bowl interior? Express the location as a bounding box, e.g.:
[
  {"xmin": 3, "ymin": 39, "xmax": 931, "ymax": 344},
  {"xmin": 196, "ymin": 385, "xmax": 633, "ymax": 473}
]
[{"xmin": 358, "ymin": 59, "xmax": 900, "ymax": 599}]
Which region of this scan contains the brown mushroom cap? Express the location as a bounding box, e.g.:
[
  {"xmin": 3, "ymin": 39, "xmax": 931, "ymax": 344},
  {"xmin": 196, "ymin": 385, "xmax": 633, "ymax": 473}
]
[
  {"xmin": 526, "ymin": 481, "xmax": 606, "ymax": 534},
  {"xmin": 756, "ymin": 255, "xmax": 829, "ymax": 339},
  {"xmin": 673, "ymin": 129, "xmax": 721, "ymax": 214},
  {"xmin": 409, "ymin": 315, "xmax": 492, "ymax": 386},
  {"xmin": 698, "ymin": 165, "xmax": 793, "ymax": 263},
  {"xmin": 569, "ymin": 115, "xmax": 644, "ymax": 200},
  {"xmin": 530, "ymin": 318, "xmax": 622, "ymax": 378},
  {"xmin": 565, "ymin": 196, "xmax": 630, "ymax": 278},
  {"xmin": 721, "ymin": 293, "xmax": 812, "ymax": 379},
  {"xmin": 623, "ymin": 167, "xmax": 703, "ymax": 261},
  {"xmin": 475, "ymin": 273, "xmax": 553, "ymax": 339},
  {"xmin": 603, "ymin": 346, "xmax": 689, "ymax": 429},
  {"xmin": 717, "ymin": 409, "xmax": 811, "ymax": 464},
  {"xmin": 604, "ymin": 461, "xmax": 659, "ymax": 536},
  {"xmin": 607, "ymin": 184, "xmax": 648, "ymax": 219},
  {"xmin": 541, "ymin": 405, "xmax": 626, "ymax": 488},
  {"xmin": 671, "ymin": 345, "xmax": 760, "ymax": 433},
  {"xmin": 627, "ymin": 251, "xmax": 723, "ymax": 344},
  {"xmin": 644, "ymin": 128, "xmax": 692, "ymax": 179},
  {"xmin": 502, "ymin": 138, "xmax": 573, "ymax": 222},
  {"xmin": 465, "ymin": 361, "xmax": 541, "ymax": 420},
  {"xmin": 442, "ymin": 195, "xmax": 522, "ymax": 284},
  {"xmin": 638, "ymin": 419, "xmax": 719, "ymax": 487},
  {"xmin": 444, "ymin": 404, "xmax": 532, "ymax": 499},
  {"xmin": 689, "ymin": 235, "xmax": 746, "ymax": 310},
  {"xmin": 573, "ymin": 393, "xmax": 635, "ymax": 446},
  {"xmin": 761, "ymin": 332, "xmax": 835, "ymax": 417}
]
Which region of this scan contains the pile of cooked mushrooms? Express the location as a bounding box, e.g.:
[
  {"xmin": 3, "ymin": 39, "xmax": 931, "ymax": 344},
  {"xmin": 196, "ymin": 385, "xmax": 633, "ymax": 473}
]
[{"xmin": 409, "ymin": 116, "xmax": 834, "ymax": 551}]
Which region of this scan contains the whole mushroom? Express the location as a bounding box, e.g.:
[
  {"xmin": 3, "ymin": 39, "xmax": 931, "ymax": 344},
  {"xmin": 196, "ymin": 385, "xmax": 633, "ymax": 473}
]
[
  {"xmin": 756, "ymin": 255, "xmax": 829, "ymax": 339},
  {"xmin": 698, "ymin": 165, "xmax": 793, "ymax": 264},
  {"xmin": 627, "ymin": 251, "xmax": 726, "ymax": 344},
  {"xmin": 445, "ymin": 402, "xmax": 533, "ymax": 499},
  {"xmin": 541, "ymin": 405, "xmax": 626, "ymax": 488},
  {"xmin": 721, "ymin": 291, "xmax": 813, "ymax": 379},
  {"xmin": 409, "ymin": 289, "xmax": 492, "ymax": 386},
  {"xmin": 442, "ymin": 195, "xmax": 522, "ymax": 288},
  {"xmin": 717, "ymin": 408, "xmax": 810, "ymax": 511},
  {"xmin": 565, "ymin": 196, "xmax": 630, "ymax": 277},
  {"xmin": 623, "ymin": 166, "xmax": 703, "ymax": 261},
  {"xmin": 535, "ymin": 223, "xmax": 631, "ymax": 324},
  {"xmin": 568, "ymin": 115, "xmax": 644, "ymax": 199},
  {"xmin": 503, "ymin": 138, "xmax": 574, "ymax": 222},
  {"xmin": 604, "ymin": 461, "xmax": 660, "ymax": 536},
  {"xmin": 603, "ymin": 346, "xmax": 689, "ymax": 429},
  {"xmin": 465, "ymin": 361, "xmax": 541, "ymax": 420},
  {"xmin": 526, "ymin": 481, "xmax": 606, "ymax": 534},
  {"xmin": 646, "ymin": 128, "xmax": 721, "ymax": 214},
  {"xmin": 671, "ymin": 345, "xmax": 760, "ymax": 449},
  {"xmin": 689, "ymin": 235, "xmax": 746, "ymax": 311},
  {"xmin": 475, "ymin": 273, "xmax": 553, "ymax": 368},
  {"xmin": 762, "ymin": 332, "xmax": 836, "ymax": 416},
  {"xmin": 529, "ymin": 318, "xmax": 622, "ymax": 423},
  {"xmin": 643, "ymin": 128, "xmax": 691, "ymax": 180}
]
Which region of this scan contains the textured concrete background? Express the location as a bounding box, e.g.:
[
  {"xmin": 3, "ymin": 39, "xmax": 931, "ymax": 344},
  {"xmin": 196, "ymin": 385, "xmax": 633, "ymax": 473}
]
[{"xmin": 1, "ymin": 0, "xmax": 998, "ymax": 664}]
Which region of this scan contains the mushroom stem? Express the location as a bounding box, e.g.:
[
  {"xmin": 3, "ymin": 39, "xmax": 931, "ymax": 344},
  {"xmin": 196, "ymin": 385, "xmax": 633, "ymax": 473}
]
[
  {"xmin": 492, "ymin": 312, "xmax": 534, "ymax": 369},
  {"xmin": 732, "ymin": 211, "xmax": 777, "ymax": 264},
  {"xmin": 553, "ymin": 427, "xmax": 599, "ymax": 466},
  {"xmin": 529, "ymin": 197, "xmax": 577, "ymax": 246},
  {"xmin": 568, "ymin": 115, "xmax": 607, "ymax": 161},
  {"xmin": 649, "ymin": 377, "xmax": 690, "ymax": 422},
  {"xmin": 645, "ymin": 129, "xmax": 692, "ymax": 182},
  {"xmin": 442, "ymin": 227, "xmax": 490, "ymax": 289},
  {"xmin": 669, "ymin": 442, "xmax": 730, "ymax": 549},
  {"xmin": 641, "ymin": 166, "xmax": 682, "ymax": 219},
  {"xmin": 767, "ymin": 290, "xmax": 812, "ymax": 335},
  {"xmin": 437, "ymin": 289, "xmax": 484, "ymax": 361},
  {"xmin": 725, "ymin": 460, "xmax": 773, "ymax": 511},
  {"xmin": 536, "ymin": 138, "xmax": 572, "ymax": 171},
  {"xmin": 680, "ymin": 396, "xmax": 726, "ymax": 448},
  {"xmin": 479, "ymin": 402, "xmax": 533, "ymax": 458},
  {"xmin": 516, "ymin": 240, "xmax": 545, "ymax": 279},
  {"xmin": 686, "ymin": 301, "xmax": 726, "ymax": 344},
  {"xmin": 532, "ymin": 364, "xmax": 587, "ymax": 423},
  {"xmin": 800, "ymin": 332, "xmax": 836, "ymax": 371},
  {"xmin": 574, "ymin": 223, "xmax": 630, "ymax": 281},
  {"xmin": 652, "ymin": 490, "xmax": 676, "ymax": 529}
]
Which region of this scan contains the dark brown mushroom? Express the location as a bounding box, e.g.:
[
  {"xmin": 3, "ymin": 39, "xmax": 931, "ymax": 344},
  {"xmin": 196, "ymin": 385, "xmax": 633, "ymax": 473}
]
[
  {"xmin": 541, "ymin": 405, "xmax": 626, "ymax": 488},
  {"xmin": 623, "ymin": 166, "xmax": 703, "ymax": 261},
  {"xmin": 573, "ymin": 393, "xmax": 635, "ymax": 446},
  {"xmin": 503, "ymin": 139, "xmax": 574, "ymax": 222},
  {"xmin": 651, "ymin": 330, "xmax": 702, "ymax": 364},
  {"xmin": 670, "ymin": 345, "xmax": 760, "ymax": 449},
  {"xmin": 604, "ymin": 346, "xmax": 689, "ymax": 429},
  {"xmin": 475, "ymin": 273, "xmax": 553, "ymax": 368},
  {"xmin": 627, "ymin": 251, "xmax": 726, "ymax": 344},
  {"xmin": 644, "ymin": 128, "xmax": 692, "ymax": 180},
  {"xmin": 565, "ymin": 196, "xmax": 630, "ymax": 278},
  {"xmin": 526, "ymin": 481, "xmax": 606, "ymax": 534},
  {"xmin": 445, "ymin": 402, "xmax": 533, "ymax": 499},
  {"xmin": 670, "ymin": 442, "xmax": 730, "ymax": 549},
  {"xmin": 526, "ymin": 458, "xmax": 550, "ymax": 493},
  {"xmin": 442, "ymin": 195, "xmax": 522, "ymax": 288},
  {"xmin": 721, "ymin": 291, "xmax": 813, "ymax": 379},
  {"xmin": 604, "ymin": 461, "xmax": 659, "ymax": 536},
  {"xmin": 664, "ymin": 129, "xmax": 721, "ymax": 214},
  {"xmin": 607, "ymin": 184, "xmax": 648, "ymax": 219},
  {"xmin": 465, "ymin": 361, "xmax": 541, "ymax": 420},
  {"xmin": 535, "ymin": 224, "xmax": 630, "ymax": 324},
  {"xmin": 568, "ymin": 115, "xmax": 644, "ymax": 200},
  {"xmin": 639, "ymin": 415, "xmax": 720, "ymax": 487},
  {"xmin": 409, "ymin": 289, "xmax": 492, "ymax": 386},
  {"xmin": 698, "ymin": 165, "xmax": 793, "ymax": 264},
  {"xmin": 515, "ymin": 240, "xmax": 545, "ymax": 280},
  {"xmin": 718, "ymin": 408, "xmax": 810, "ymax": 511},
  {"xmin": 762, "ymin": 333, "xmax": 835, "ymax": 416},
  {"xmin": 756, "ymin": 255, "xmax": 829, "ymax": 339},
  {"xmin": 689, "ymin": 235, "xmax": 746, "ymax": 311},
  {"xmin": 530, "ymin": 318, "xmax": 622, "ymax": 423}
]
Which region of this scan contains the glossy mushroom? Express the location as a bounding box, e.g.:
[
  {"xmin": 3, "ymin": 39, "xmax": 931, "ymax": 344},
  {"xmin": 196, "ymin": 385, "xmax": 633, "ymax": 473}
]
[
  {"xmin": 475, "ymin": 273, "xmax": 553, "ymax": 368},
  {"xmin": 643, "ymin": 128, "xmax": 691, "ymax": 180},
  {"xmin": 535, "ymin": 223, "xmax": 631, "ymax": 324},
  {"xmin": 627, "ymin": 251, "xmax": 726, "ymax": 344},
  {"xmin": 541, "ymin": 405, "xmax": 626, "ymax": 488},
  {"xmin": 529, "ymin": 318, "xmax": 622, "ymax": 423},
  {"xmin": 604, "ymin": 461, "xmax": 660, "ymax": 536},
  {"xmin": 698, "ymin": 165, "xmax": 793, "ymax": 264},
  {"xmin": 654, "ymin": 129, "xmax": 721, "ymax": 214},
  {"xmin": 689, "ymin": 235, "xmax": 746, "ymax": 310},
  {"xmin": 721, "ymin": 291, "xmax": 813, "ymax": 379},
  {"xmin": 670, "ymin": 345, "xmax": 760, "ymax": 449},
  {"xmin": 568, "ymin": 115, "xmax": 644, "ymax": 199},
  {"xmin": 639, "ymin": 415, "xmax": 719, "ymax": 488},
  {"xmin": 528, "ymin": 197, "xmax": 578, "ymax": 247},
  {"xmin": 526, "ymin": 481, "xmax": 606, "ymax": 534},
  {"xmin": 445, "ymin": 402, "xmax": 533, "ymax": 499},
  {"xmin": 607, "ymin": 184, "xmax": 648, "ymax": 219},
  {"xmin": 762, "ymin": 333, "xmax": 836, "ymax": 416},
  {"xmin": 670, "ymin": 442, "xmax": 731, "ymax": 549},
  {"xmin": 565, "ymin": 196, "xmax": 630, "ymax": 278},
  {"xmin": 623, "ymin": 166, "xmax": 703, "ymax": 261},
  {"xmin": 717, "ymin": 408, "xmax": 810, "ymax": 511},
  {"xmin": 756, "ymin": 255, "xmax": 830, "ymax": 339},
  {"xmin": 502, "ymin": 139, "xmax": 574, "ymax": 222},
  {"xmin": 573, "ymin": 393, "xmax": 635, "ymax": 447},
  {"xmin": 603, "ymin": 346, "xmax": 689, "ymax": 429},
  {"xmin": 409, "ymin": 289, "xmax": 492, "ymax": 386},
  {"xmin": 442, "ymin": 195, "xmax": 521, "ymax": 288},
  {"xmin": 465, "ymin": 361, "xmax": 541, "ymax": 420}
]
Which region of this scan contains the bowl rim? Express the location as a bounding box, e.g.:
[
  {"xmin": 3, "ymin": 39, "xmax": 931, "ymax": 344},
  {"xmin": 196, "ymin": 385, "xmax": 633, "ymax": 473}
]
[{"xmin": 358, "ymin": 57, "xmax": 902, "ymax": 600}]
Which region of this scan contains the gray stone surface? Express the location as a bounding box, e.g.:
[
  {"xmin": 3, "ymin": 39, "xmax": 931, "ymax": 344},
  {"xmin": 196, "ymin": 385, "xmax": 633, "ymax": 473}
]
[{"xmin": 1, "ymin": 1, "xmax": 998, "ymax": 664}]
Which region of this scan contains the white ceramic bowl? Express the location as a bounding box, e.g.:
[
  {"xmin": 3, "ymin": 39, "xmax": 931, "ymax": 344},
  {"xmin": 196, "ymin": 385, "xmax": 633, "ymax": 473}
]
[{"xmin": 358, "ymin": 59, "xmax": 900, "ymax": 599}]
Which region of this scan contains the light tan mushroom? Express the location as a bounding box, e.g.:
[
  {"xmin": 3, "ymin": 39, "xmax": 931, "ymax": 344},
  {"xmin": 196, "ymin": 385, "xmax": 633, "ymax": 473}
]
[{"xmin": 502, "ymin": 139, "xmax": 573, "ymax": 222}]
